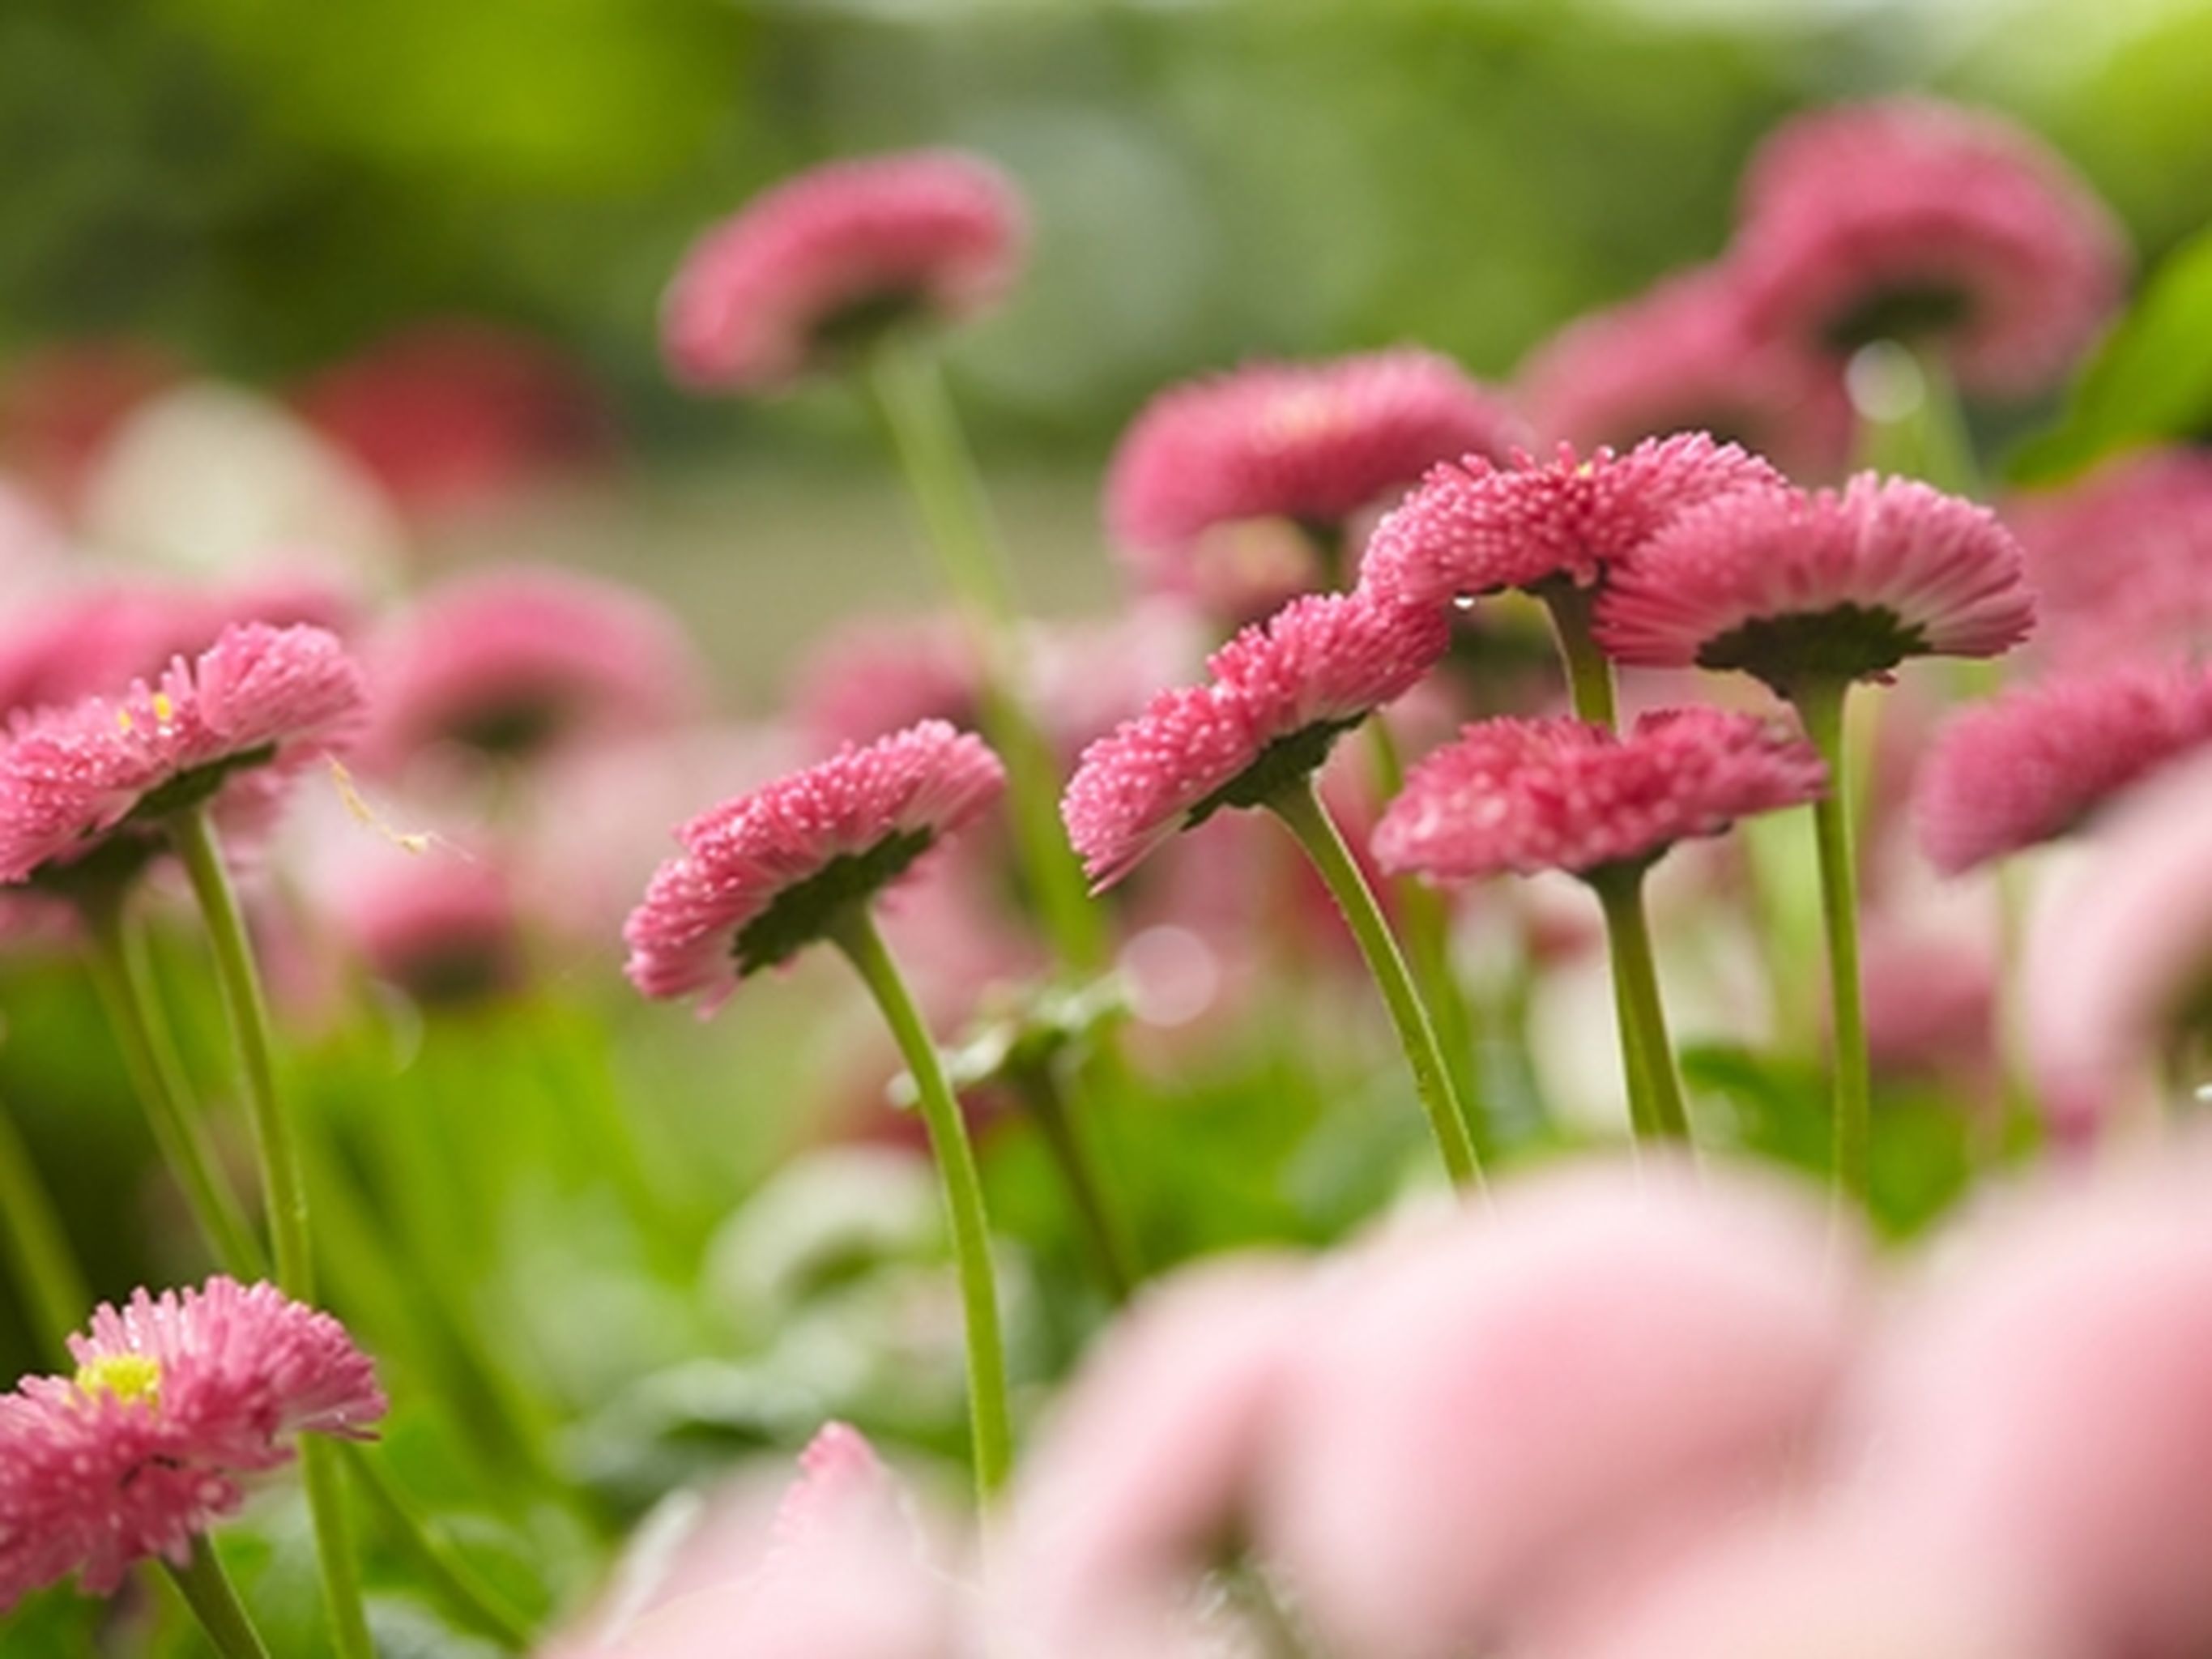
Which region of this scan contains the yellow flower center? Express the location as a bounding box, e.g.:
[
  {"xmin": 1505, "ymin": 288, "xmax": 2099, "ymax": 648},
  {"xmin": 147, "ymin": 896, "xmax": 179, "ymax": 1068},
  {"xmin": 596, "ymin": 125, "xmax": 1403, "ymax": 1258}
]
[{"xmin": 75, "ymin": 1353, "xmax": 163, "ymax": 1407}]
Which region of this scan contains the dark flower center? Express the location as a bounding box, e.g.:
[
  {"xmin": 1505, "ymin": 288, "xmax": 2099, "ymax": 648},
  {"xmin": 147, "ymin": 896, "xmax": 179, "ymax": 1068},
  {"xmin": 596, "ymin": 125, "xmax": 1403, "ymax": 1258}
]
[
  {"xmin": 731, "ymin": 828, "xmax": 936, "ymax": 977},
  {"xmin": 1697, "ymin": 604, "xmax": 1928, "ymax": 693},
  {"xmin": 810, "ymin": 289, "xmax": 933, "ymax": 365},
  {"xmin": 1819, "ymin": 282, "xmax": 1975, "ymax": 357},
  {"xmin": 450, "ymin": 697, "xmax": 570, "ymax": 759},
  {"xmin": 1185, "ymin": 717, "xmax": 1363, "ymax": 828}
]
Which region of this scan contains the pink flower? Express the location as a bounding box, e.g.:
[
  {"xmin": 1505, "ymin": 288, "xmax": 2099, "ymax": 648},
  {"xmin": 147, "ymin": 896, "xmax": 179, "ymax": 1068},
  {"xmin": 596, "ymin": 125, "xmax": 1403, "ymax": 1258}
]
[
  {"xmin": 1518, "ymin": 269, "xmax": 1852, "ymax": 482},
  {"xmin": 1060, "ymin": 591, "xmax": 1448, "ymax": 891},
  {"xmin": 0, "ymin": 1277, "xmax": 385, "ymax": 1607},
  {"xmin": 1730, "ymin": 97, "xmax": 2126, "ymax": 396},
  {"xmin": 1374, "ymin": 708, "xmax": 1826, "ymax": 883},
  {"xmin": 624, "ymin": 719, "xmax": 1006, "ymax": 1004},
  {"xmin": 0, "ymin": 622, "xmax": 364, "ymax": 887},
  {"xmin": 792, "ymin": 614, "xmax": 985, "ymax": 753},
  {"xmin": 1912, "ymin": 663, "xmax": 2212, "ymax": 874},
  {"xmin": 335, "ymin": 847, "xmax": 525, "ymax": 1007},
  {"xmin": 1360, "ymin": 433, "xmax": 1782, "ymax": 609},
  {"xmin": 663, "ymin": 151, "xmax": 1024, "ymax": 394},
  {"xmin": 1106, "ymin": 351, "xmax": 1524, "ymax": 617},
  {"xmin": 362, "ymin": 567, "xmax": 705, "ymax": 774},
  {"xmin": 1258, "ymin": 1162, "xmax": 1858, "ymax": 1658},
  {"xmin": 1596, "ymin": 474, "xmax": 2035, "ymax": 689}
]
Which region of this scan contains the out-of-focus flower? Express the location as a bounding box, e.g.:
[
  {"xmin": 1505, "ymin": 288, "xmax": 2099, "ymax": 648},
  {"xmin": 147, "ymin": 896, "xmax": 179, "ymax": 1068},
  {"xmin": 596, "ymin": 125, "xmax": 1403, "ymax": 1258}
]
[
  {"xmin": 0, "ymin": 1277, "xmax": 384, "ymax": 1607},
  {"xmin": 1519, "ymin": 269, "xmax": 1852, "ymax": 482},
  {"xmin": 1912, "ymin": 664, "xmax": 2212, "ymax": 874},
  {"xmin": 1858, "ymin": 912, "xmax": 1996, "ymax": 1085},
  {"xmin": 1362, "ymin": 434, "xmax": 1779, "ymax": 609},
  {"xmin": 1596, "ymin": 475, "xmax": 2035, "ymax": 689},
  {"xmin": 1107, "ymin": 351, "xmax": 1523, "ymax": 621},
  {"xmin": 1730, "ymin": 97, "xmax": 2126, "ymax": 397},
  {"xmin": 363, "ymin": 566, "xmax": 706, "ymax": 775},
  {"xmin": 0, "ymin": 339, "xmax": 180, "ymax": 512},
  {"xmin": 793, "ymin": 614, "xmax": 984, "ymax": 753},
  {"xmin": 624, "ymin": 720, "xmax": 1005, "ymax": 1005},
  {"xmin": 0, "ymin": 623, "xmax": 364, "ymax": 888},
  {"xmin": 333, "ymin": 843, "xmax": 526, "ymax": 1009},
  {"xmin": 1061, "ymin": 591, "xmax": 1448, "ymax": 891},
  {"xmin": 664, "ymin": 151, "xmax": 1024, "ymax": 394},
  {"xmin": 1375, "ymin": 709, "xmax": 1824, "ymax": 882},
  {"xmin": 1259, "ymin": 1162, "xmax": 1857, "ymax": 1658}
]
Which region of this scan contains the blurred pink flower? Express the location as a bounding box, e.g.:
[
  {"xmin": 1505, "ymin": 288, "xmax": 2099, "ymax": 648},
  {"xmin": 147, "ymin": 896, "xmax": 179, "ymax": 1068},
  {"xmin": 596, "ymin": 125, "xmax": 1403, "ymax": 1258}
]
[
  {"xmin": 1106, "ymin": 351, "xmax": 1523, "ymax": 619},
  {"xmin": 335, "ymin": 844, "xmax": 526, "ymax": 1008},
  {"xmin": 1259, "ymin": 1161, "xmax": 1858, "ymax": 1658},
  {"xmin": 1912, "ymin": 663, "xmax": 2212, "ymax": 874},
  {"xmin": 1375, "ymin": 707, "xmax": 1825, "ymax": 882},
  {"xmin": 1361, "ymin": 433, "xmax": 1780, "ymax": 608},
  {"xmin": 1596, "ymin": 474, "xmax": 2035, "ymax": 688},
  {"xmin": 663, "ymin": 151, "xmax": 1024, "ymax": 394},
  {"xmin": 0, "ymin": 339, "xmax": 181, "ymax": 512},
  {"xmin": 0, "ymin": 1277, "xmax": 384, "ymax": 1607},
  {"xmin": 624, "ymin": 719, "xmax": 1005, "ymax": 1004},
  {"xmin": 792, "ymin": 613, "xmax": 984, "ymax": 753},
  {"xmin": 1060, "ymin": 590, "xmax": 1448, "ymax": 890},
  {"xmin": 1519, "ymin": 268, "xmax": 1852, "ymax": 481},
  {"xmin": 1730, "ymin": 98, "xmax": 2126, "ymax": 396}
]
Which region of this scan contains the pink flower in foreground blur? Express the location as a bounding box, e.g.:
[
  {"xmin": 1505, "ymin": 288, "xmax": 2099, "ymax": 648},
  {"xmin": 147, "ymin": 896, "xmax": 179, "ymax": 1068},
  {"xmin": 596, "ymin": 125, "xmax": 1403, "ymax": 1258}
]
[
  {"xmin": 364, "ymin": 567, "xmax": 705, "ymax": 774},
  {"xmin": 1260, "ymin": 1162, "xmax": 1858, "ymax": 1659},
  {"xmin": 624, "ymin": 719, "xmax": 1005, "ymax": 1004},
  {"xmin": 1597, "ymin": 474, "xmax": 2035, "ymax": 690},
  {"xmin": 663, "ymin": 150, "xmax": 1024, "ymax": 394},
  {"xmin": 1061, "ymin": 591, "xmax": 1448, "ymax": 891},
  {"xmin": 1731, "ymin": 97, "xmax": 2126, "ymax": 396},
  {"xmin": 0, "ymin": 1277, "xmax": 384, "ymax": 1608},
  {"xmin": 0, "ymin": 623, "xmax": 364, "ymax": 887},
  {"xmin": 1912, "ymin": 664, "xmax": 2212, "ymax": 875},
  {"xmin": 1518, "ymin": 269, "xmax": 1852, "ymax": 482},
  {"xmin": 1106, "ymin": 351, "xmax": 1524, "ymax": 619},
  {"xmin": 1375, "ymin": 709, "xmax": 1826, "ymax": 884},
  {"xmin": 338, "ymin": 851, "xmax": 526, "ymax": 1008},
  {"xmin": 1361, "ymin": 434, "xmax": 1782, "ymax": 609}
]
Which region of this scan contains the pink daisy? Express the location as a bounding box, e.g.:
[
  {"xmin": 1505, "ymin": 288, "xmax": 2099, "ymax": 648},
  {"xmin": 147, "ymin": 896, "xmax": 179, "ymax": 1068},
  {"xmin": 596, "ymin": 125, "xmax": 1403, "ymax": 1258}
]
[
  {"xmin": 1596, "ymin": 474, "xmax": 2035, "ymax": 690},
  {"xmin": 1106, "ymin": 351, "xmax": 1524, "ymax": 617},
  {"xmin": 624, "ymin": 719, "xmax": 1006, "ymax": 1004},
  {"xmin": 1518, "ymin": 268, "xmax": 1853, "ymax": 482},
  {"xmin": 663, "ymin": 150, "xmax": 1025, "ymax": 394},
  {"xmin": 1360, "ymin": 433, "xmax": 1784, "ymax": 610},
  {"xmin": 1730, "ymin": 97, "xmax": 2127, "ymax": 396},
  {"xmin": 1912, "ymin": 664, "xmax": 2212, "ymax": 875},
  {"xmin": 1375, "ymin": 709, "xmax": 1826, "ymax": 883},
  {"xmin": 1061, "ymin": 591, "xmax": 1450, "ymax": 891},
  {"xmin": 0, "ymin": 622, "xmax": 364, "ymax": 888},
  {"xmin": 362, "ymin": 566, "xmax": 705, "ymax": 774},
  {"xmin": 0, "ymin": 1277, "xmax": 385, "ymax": 1607},
  {"xmin": 338, "ymin": 851, "xmax": 526, "ymax": 1008}
]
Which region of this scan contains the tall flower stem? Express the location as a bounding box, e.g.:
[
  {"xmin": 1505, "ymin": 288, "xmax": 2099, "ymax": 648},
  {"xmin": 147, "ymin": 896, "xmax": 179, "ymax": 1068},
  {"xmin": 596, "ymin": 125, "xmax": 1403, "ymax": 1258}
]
[
  {"xmin": 343, "ymin": 1444, "xmax": 537, "ymax": 1650},
  {"xmin": 1008, "ymin": 1060, "xmax": 1137, "ymax": 1305},
  {"xmin": 163, "ymin": 1539, "xmax": 273, "ymax": 1659},
  {"xmin": 830, "ymin": 906, "xmax": 1013, "ymax": 1503},
  {"xmin": 1587, "ymin": 864, "xmax": 1693, "ymax": 1143},
  {"xmin": 1264, "ymin": 776, "xmax": 1485, "ymax": 1191},
  {"xmin": 1789, "ymin": 678, "xmax": 1872, "ymax": 1202},
  {"xmin": 79, "ymin": 899, "xmax": 267, "ymax": 1280},
  {"xmin": 1541, "ymin": 580, "xmax": 1619, "ymax": 730},
  {"xmin": 170, "ymin": 805, "xmax": 374, "ymax": 1659},
  {"xmin": 0, "ymin": 1097, "xmax": 88, "ymax": 1360}
]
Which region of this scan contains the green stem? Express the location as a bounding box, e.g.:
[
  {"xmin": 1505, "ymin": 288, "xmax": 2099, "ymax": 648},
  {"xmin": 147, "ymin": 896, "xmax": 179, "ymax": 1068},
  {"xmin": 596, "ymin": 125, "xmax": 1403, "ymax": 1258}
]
[
  {"xmin": 830, "ymin": 906, "xmax": 1013, "ymax": 1503},
  {"xmin": 169, "ymin": 806, "xmax": 375, "ymax": 1659},
  {"xmin": 1264, "ymin": 778, "xmax": 1485, "ymax": 1191},
  {"xmin": 1588, "ymin": 864, "xmax": 1693, "ymax": 1144},
  {"xmin": 1540, "ymin": 580, "xmax": 1618, "ymax": 730},
  {"xmin": 1791, "ymin": 679, "xmax": 1872, "ymax": 1203},
  {"xmin": 343, "ymin": 1443, "xmax": 536, "ymax": 1651},
  {"xmin": 1010, "ymin": 1063, "xmax": 1138, "ymax": 1305},
  {"xmin": 80, "ymin": 900, "xmax": 267, "ymax": 1280},
  {"xmin": 163, "ymin": 1539, "xmax": 273, "ymax": 1659},
  {"xmin": 0, "ymin": 1097, "xmax": 89, "ymax": 1360}
]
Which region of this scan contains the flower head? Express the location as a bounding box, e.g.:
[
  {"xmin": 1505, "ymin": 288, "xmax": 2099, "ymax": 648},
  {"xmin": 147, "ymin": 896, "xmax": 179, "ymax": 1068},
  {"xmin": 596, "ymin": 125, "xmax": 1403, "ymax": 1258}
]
[
  {"xmin": 1375, "ymin": 708, "xmax": 1826, "ymax": 883},
  {"xmin": 0, "ymin": 1277, "xmax": 384, "ymax": 1607},
  {"xmin": 663, "ymin": 151, "xmax": 1024, "ymax": 394},
  {"xmin": 1061, "ymin": 591, "xmax": 1449, "ymax": 891},
  {"xmin": 1596, "ymin": 474, "xmax": 2035, "ymax": 691},
  {"xmin": 337, "ymin": 849, "xmax": 526, "ymax": 1008},
  {"xmin": 1106, "ymin": 351, "xmax": 1523, "ymax": 618},
  {"xmin": 624, "ymin": 719, "xmax": 1005, "ymax": 1004},
  {"xmin": 1731, "ymin": 97, "xmax": 2126, "ymax": 396},
  {"xmin": 0, "ymin": 622, "xmax": 364, "ymax": 888},
  {"xmin": 1912, "ymin": 665, "xmax": 2212, "ymax": 875},
  {"xmin": 1361, "ymin": 433, "xmax": 1783, "ymax": 609}
]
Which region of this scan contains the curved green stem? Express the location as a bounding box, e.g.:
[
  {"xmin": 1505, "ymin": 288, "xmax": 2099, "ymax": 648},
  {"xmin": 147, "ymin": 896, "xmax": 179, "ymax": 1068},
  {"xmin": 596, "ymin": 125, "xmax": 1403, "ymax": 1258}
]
[
  {"xmin": 170, "ymin": 806, "xmax": 375, "ymax": 1659},
  {"xmin": 163, "ymin": 1538, "xmax": 273, "ymax": 1659},
  {"xmin": 1540, "ymin": 579, "xmax": 1619, "ymax": 731},
  {"xmin": 80, "ymin": 900, "xmax": 266, "ymax": 1279},
  {"xmin": 1588, "ymin": 865, "xmax": 1693, "ymax": 1144},
  {"xmin": 344, "ymin": 1444, "xmax": 536, "ymax": 1650},
  {"xmin": 1790, "ymin": 679, "xmax": 1872, "ymax": 1203},
  {"xmin": 0, "ymin": 1096, "xmax": 89, "ymax": 1360},
  {"xmin": 1264, "ymin": 777, "xmax": 1484, "ymax": 1191},
  {"xmin": 831, "ymin": 907, "xmax": 1013, "ymax": 1503},
  {"xmin": 1009, "ymin": 1062, "xmax": 1137, "ymax": 1305}
]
